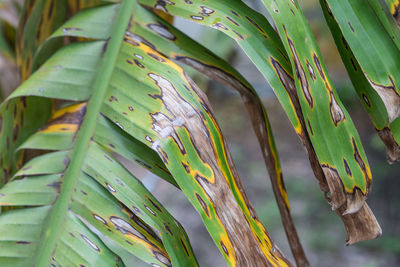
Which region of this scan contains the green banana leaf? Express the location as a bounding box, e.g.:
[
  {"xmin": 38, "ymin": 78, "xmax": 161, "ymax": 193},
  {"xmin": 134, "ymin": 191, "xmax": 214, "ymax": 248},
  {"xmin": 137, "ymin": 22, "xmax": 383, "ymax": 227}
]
[
  {"xmin": 0, "ymin": 1, "xmax": 291, "ymax": 266},
  {"xmin": 139, "ymin": 0, "xmax": 381, "ymax": 247},
  {"xmin": 33, "ymin": 3, "xmax": 306, "ymax": 264},
  {"xmin": 322, "ymin": 0, "xmax": 400, "ymax": 163}
]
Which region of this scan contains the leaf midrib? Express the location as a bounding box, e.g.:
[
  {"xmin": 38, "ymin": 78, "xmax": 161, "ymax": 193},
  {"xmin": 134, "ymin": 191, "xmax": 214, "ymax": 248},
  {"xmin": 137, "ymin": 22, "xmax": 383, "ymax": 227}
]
[{"xmin": 33, "ymin": 1, "xmax": 136, "ymax": 265}]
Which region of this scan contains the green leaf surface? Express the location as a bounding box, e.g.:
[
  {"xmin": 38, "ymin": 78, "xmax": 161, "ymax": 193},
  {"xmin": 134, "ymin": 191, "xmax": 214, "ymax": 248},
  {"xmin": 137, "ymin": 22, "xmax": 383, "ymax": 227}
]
[{"xmin": 1, "ymin": 1, "xmax": 292, "ymax": 265}]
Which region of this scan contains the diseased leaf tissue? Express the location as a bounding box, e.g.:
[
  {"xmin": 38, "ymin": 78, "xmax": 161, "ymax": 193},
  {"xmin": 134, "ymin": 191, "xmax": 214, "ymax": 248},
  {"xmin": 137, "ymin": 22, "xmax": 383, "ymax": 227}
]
[{"xmin": 0, "ymin": 0, "xmax": 397, "ymax": 266}]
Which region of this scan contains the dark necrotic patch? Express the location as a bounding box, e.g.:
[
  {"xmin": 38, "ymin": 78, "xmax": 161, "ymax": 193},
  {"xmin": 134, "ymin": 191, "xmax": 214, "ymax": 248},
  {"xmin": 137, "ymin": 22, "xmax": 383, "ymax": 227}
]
[
  {"xmin": 80, "ymin": 234, "xmax": 100, "ymax": 252},
  {"xmin": 153, "ymin": 251, "xmax": 172, "ymax": 267},
  {"xmin": 47, "ymin": 0, "xmax": 54, "ymax": 19},
  {"xmin": 134, "ymin": 59, "xmax": 145, "ymax": 68},
  {"xmin": 350, "ymin": 58, "xmax": 357, "ymax": 71},
  {"xmin": 62, "ymin": 27, "xmax": 83, "ymax": 34},
  {"xmin": 286, "ymin": 30, "xmax": 312, "ymax": 107},
  {"xmin": 125, "ymin": 32, "xmax": 156, "ymax": 50},
  {"xmin": 164, "ymin": 224, "xmax": 173, "ymax": 235},
  {"xmin": 232, "ymin": 30, "xmax": 244, "ymax": 40},
  {"xmin": 16, "ymin": 241, "xmax": 31, "ymax": 244},
  {"xmin": 342, "ymin": 36, "xmax": 349, "ymax": 50},
  {"xmin": 110, "ymin": 216, "xmax": 147, "ymax": 240},
  {"xmin": 226, "ymin": 16, "xmax": 239, "ymax": 26},
  {"xmin": 307, "ymin": 119, "xmax": 314, "ymax": 135},
  {"xmin": 124, "ymin": 37, "xmax": 139, "ymax": 46},
  {"xmin": 191, "ymin": 15, "xmax": 204, "ymax": 20},
  {"xmin": 329, "ymin": 91, "xmax": 346, "ymax": 126},
  {"xmin": 313, "ymin": 53, "xmax": 325, "ymax": 79},
  {"xmin": 109, "ymin": 95, "xmax": 118, "ymax": 102},
  {"xmin": 348, "ymin": 21, "xmax": 355, "ymax": 32},
  {"xmin": 362, "ymin": 94, "xmax": 371, "ymax": 107},
  {"xmin": 220, "ymin": 241, "xmax": 229, "ymax": 255},
  {"xmin": 13, "ymin": 125, "xmax": 19, "ymax": 142},
  {"xmin": 231, "ymin": 10, "xmax": 239, "ymax": 17},
  {"xmin": 131, "ymin": 206, "xmax": 141, "ymax": 214},
  {"xmin": 195, "ymin": 193, "xmax": 209, "ymax": 217},
  {"xmin": 306, "ymin": 60, "xmax": 316, "ymax": 80},
  {"xmin": 246, "ymin": 16, "xmax": 264, "ymax": 34},
  {"xmin": 181, "ymin": 162, "xmax": 190, "ymax": 173},
  {"xmin": 212, "ymin": 22, "xmax": 228, "ymax": 31},
  {"xmin": 154, "ymin": 0, "xmax": 175, "ymax": 13},
  {"xmin": 148, "ymin": 198, "xmax": 162, "ymax": 212},
  {"xmin": 180, "ymin": 238, "xmax": 190, "ymax": 256},
  {"xmin": 147, "ymin": 52, "xmax": 166, "ymax": 62},
  {"xmin": 104, "ymin": 154, "xmax": 113, "ymax": 162},
  {"xmin": 145, "ymin": 205, "xmax": 156, "ymax": 216},
  {"xmin": 343, "ymin": 158, "xmax": 352, "ymax": 176},
  {"xmin": 147, "ymin": 23, "xmax": 176, "ymax": 40},
  {"xmin": 135, "ymin": 159, "xmax": 152, "ymax": 169},
  {"xmin": 93, "ymin": 214, "xmax": 108, "ymax": 225},
  {"xmin": 352, "ymin": 137, "xmax": 369, "ymax": 181},
  {"xmin": 200, "ymin": 6, "xmax": 214, "ymax": 16}
]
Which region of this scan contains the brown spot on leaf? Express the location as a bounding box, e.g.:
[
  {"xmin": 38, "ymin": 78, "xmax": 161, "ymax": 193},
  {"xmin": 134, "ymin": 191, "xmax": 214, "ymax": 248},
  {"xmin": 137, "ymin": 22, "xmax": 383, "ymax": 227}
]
[
  {"xmin": 181, "ymin": 162, "xmax": 190, "ymax": 173},
  {"xmin": 195, "ymin": 193, "xmax": 209, "ymax": 217},
  {"xmin": 135, "ymin": 159, "xmax": 152, "ymax": 169},
  {"xmin": 226, "ymin": 16, "xmax": 239, "ymax": 26},
  {"xmin": 350, "ymin": 58, "xmax": 358, "ymax": 71},
  {"xmin": 285, "ymin": 27, "xmax": 313, "ymax": 108},
  {"xmin": 348, "ymin": 22, "xmax": 355, "ymax": 32},
  {"xmin": 362, "ymin": 94, "xmax": 371, "ymax": 107},
  {"xmin": 109, "ymin": 95, "xmax": 118, "ymax": 102},
  {"xmin": 220, "ymin": 241, "xmax": 229, "ymax": 256},
  {"xmin": 110, "ymin": 216, "xmax": 146, "ymax": 240},
  {"xmin": 306, "ymin": 60, "xmax": 316, "ymax": 80},
  {"xmin": 164, "ymin": 224, "xmax": 173, "ymax": 235},
  {"xmin": 232, "ymin": 30, "xmax": 244, "ymax": 40},
  {"xmin": 148, "ymin": 198, "xmax": 162, "ymax": 212},
  {"xmin": 313, "ymin": 54, "xmax": 325, "ymax": 79},
  {"xmin": 200, "ymin": 6, "xmax": 214, "ymax": 16},
  {"xmin": 365, "ymin": 75, "xmax": 400, "ymax": 123},
  {"xmin": 352, "ymin": 137, "xmax": 370, "ymax": 186},
  {"xmin": 147, "ymin": 23, "xmax": 176, "ymax": 40},
  {"xmin": 321, "ymin": 163, "xmax": 346, "ymax": 210},
  {"xmin": 329, "ymin": 91, "xmax": 346, "ymax": 126},
  {"xmin": 153, "ymin": 251, "xmax": 172, "ymax": 267},
  {"xmin": 181, "ymin": 238, "xmax": 190, "ymax": 256},
  {"xmin": 148, "ymin": 53, "xmax": 166, "ymax": 62},
  {"xmin": 343, "ymin": 159, "xmax": 352, "ymax": 176},
  {"xmin": 307, "ymin": 119, "xmax": 314, "ymax": 135},
  {"xmin": 16, "ymin": 241, "xmax": 31, "ymax": 244},
  {"xmin": 134, "ymin": 59, "xmax": 145, "ymax": 68},
  {"xmin": 13, "ymin": 125, "xmax": 19, "ymax": 142},
  {"xmin": 191, "ymin": 15, "xmax": 204, "ymax": 20},
  {"xmin": 231, "ymin": 10, "xmax": 239, "ymax": 17}
]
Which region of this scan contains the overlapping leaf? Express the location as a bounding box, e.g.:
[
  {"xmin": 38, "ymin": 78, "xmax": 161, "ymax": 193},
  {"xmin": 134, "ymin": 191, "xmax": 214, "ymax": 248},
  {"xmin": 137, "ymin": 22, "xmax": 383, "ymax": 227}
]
[
  {"xmin": 139, "ymin": 0, "xmax": 381, "ymax": 247},
  {"xmin": 35, "ymin": 3, "xmax": 306, "ymax": 264},
  {"xmin": 0, "ymin": 1, "xmax": 197, "ymax": 266},
  {"xmin": 321, "ymin": 0, "xmax": 400, "ymax": 163},
  {"xmin": 0, "ymin": 1, "xmax": 291, "ymax": 266}
]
